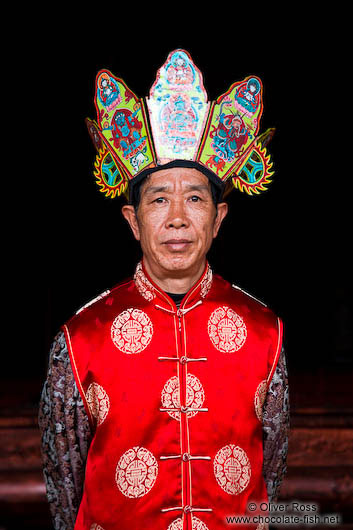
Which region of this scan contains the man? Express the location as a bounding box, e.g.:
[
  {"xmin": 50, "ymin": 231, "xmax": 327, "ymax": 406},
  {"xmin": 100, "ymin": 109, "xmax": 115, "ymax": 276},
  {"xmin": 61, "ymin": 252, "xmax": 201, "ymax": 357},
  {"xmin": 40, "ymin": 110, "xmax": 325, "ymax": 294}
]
[{"xmin": 39, "ymin": 50, "xmax": 289, "ymax": 530}]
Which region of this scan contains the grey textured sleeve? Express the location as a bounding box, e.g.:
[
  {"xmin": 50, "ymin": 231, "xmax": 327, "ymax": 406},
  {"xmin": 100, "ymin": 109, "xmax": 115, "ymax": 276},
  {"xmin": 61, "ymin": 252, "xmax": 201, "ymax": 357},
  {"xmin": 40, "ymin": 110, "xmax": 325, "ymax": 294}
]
[
  {"xmin": 262, "ymin": 347, "xmax": 290, "ymax": 502},
  {"xmin": 38, "ymin": 331, "xmax": 92, "ymax": 530}
]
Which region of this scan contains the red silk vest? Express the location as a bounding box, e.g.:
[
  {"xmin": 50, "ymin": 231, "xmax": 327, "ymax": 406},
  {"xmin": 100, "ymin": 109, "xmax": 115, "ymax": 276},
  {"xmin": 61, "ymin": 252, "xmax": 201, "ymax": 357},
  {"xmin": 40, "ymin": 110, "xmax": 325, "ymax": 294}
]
[{"xmin": 63, "ymin": 261, "xmax": 282, "ymax": 530}]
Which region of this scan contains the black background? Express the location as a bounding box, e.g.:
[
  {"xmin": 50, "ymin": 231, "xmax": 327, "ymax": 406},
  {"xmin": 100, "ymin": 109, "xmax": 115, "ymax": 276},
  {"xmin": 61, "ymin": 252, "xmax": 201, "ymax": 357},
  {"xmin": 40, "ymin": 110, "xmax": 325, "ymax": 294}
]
[{"xmin": 5, "ymin": 12, "xmax": 351, "ymax": 397}]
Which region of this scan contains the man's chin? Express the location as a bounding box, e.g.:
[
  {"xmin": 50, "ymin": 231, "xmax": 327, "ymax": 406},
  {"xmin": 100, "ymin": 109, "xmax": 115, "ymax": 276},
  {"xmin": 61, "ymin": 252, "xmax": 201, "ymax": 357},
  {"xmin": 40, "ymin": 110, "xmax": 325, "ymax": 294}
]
[{"xmin": 158, "ymin": 253, "xmax": 203, "ymax": 275}]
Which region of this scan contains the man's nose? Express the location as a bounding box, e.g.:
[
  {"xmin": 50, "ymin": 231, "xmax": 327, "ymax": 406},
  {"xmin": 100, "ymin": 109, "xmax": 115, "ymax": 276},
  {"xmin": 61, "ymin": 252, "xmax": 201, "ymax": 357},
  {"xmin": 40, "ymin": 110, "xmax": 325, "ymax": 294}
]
[{"xmin": 165, "ymin": 199, "xmax": 189, "ymax": 228}]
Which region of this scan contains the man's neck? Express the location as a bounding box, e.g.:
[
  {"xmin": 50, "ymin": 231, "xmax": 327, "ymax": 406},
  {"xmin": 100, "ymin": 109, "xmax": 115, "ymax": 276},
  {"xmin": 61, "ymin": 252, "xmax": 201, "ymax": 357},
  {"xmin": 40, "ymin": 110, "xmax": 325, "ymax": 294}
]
[
  {"xmin": 165, "ymin": 291, "xmax": 187, "ymax": 307},
  {"xmin": 143, "ymin": 258, "xmax": 206, "ymax": 294}
]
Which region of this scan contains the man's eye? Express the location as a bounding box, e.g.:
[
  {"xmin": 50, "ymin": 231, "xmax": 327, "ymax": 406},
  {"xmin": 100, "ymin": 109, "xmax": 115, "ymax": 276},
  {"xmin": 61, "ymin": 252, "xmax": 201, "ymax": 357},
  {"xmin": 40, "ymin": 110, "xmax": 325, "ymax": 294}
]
[
  {"xmin": 189, "ymin": 195, "xmax": 201, "ymax": 202},
  {"xmin": 153, "ymin": 197, "xmax": 166, "ymax": 204}
]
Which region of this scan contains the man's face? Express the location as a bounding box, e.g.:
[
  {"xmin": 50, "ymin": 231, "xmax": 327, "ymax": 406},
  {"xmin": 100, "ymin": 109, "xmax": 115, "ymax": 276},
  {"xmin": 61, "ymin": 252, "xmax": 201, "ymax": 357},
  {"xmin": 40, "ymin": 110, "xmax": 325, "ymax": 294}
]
[{"xmin": 122, "ymin": 168, "xmax": 228, "ymax": 279}]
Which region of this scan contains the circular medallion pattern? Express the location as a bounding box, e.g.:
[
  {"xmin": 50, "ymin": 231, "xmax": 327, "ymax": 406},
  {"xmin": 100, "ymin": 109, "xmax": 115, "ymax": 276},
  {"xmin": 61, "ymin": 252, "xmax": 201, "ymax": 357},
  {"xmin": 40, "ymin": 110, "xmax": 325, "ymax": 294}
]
[
  {"xmin": 168, "ymin": 516, "xmax": 209, "ymax": 530},
  {"xmin": 254, "ymin": 380, "xmax": 267, "ymax": 421},
  {"xmin": 214, "ymin": 444, "xmax": 251, "ymax": 495},
  {"xmin": 168, "ymin": 519, "xmax": 183, "ymax": 530},
  {"xmin": 111, "ymin": 308, "xmax": 153, "ymax": 354},
  {"xmin": 161, "ymin": 373, "xmax": 205, "ymax": 420},
  {"xmin": 90, "ymin": 525, "xmax": 104, "ymax": 530},
  {"xmin": 115, "ymin": 446, "xmax": 158, "ymax": 498},
  {"xmin": 85, "ymin": 382, "xmax": 110, "ymax": 426},
  {"xmin": 208, "ymin": 306, "xmax": 247, "ymax": 353}
]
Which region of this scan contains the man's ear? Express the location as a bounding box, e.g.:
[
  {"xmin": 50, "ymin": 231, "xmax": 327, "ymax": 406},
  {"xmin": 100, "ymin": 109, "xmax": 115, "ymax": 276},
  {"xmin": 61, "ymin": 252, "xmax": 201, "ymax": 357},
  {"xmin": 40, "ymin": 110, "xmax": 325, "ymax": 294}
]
[
  {"xmin": 121, "ymin": 205, "xmax": 141, "ymax": 241},
  {"xmin": 213, "ymin": 202, "xmax": 228, "ymax": 239}
]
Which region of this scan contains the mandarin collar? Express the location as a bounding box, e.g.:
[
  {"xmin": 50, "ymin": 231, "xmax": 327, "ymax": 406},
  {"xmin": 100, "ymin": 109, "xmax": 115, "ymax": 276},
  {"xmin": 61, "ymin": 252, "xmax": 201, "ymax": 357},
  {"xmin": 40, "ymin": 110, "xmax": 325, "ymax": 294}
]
[{"xmin": 134, "ymin": 260, "xmax": 213, "ymax": 309}]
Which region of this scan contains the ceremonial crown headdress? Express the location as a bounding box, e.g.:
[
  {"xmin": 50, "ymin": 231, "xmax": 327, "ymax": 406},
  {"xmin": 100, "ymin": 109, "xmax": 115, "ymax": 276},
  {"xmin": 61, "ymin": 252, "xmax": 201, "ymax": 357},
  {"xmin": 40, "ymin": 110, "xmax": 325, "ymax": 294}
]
[{"xmin": 86, "ymin": 49, "xmax": 275, "ymax": 202}]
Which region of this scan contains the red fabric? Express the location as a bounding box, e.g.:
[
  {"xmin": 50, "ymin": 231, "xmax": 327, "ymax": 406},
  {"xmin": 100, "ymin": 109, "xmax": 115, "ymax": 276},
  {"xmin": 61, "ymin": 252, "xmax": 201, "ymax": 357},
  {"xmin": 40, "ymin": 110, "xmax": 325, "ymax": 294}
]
[{"xmin": 63, "ymin": 262, "xmax": 282, "ymax": 530}]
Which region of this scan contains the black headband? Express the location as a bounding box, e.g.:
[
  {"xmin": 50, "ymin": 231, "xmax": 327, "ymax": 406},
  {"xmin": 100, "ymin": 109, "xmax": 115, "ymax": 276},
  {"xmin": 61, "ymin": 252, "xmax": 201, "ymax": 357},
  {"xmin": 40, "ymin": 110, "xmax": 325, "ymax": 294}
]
[{"xmin": 128, "ymin": 160, "xmax": 226, "ymax": 207}]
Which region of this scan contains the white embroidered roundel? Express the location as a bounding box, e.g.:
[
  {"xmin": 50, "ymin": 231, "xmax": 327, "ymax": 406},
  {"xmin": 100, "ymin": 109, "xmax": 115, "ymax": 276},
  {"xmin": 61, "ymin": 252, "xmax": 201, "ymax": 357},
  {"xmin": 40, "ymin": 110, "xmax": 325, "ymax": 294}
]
[
  {"xmin": 254, "ymin": 380, "xmax": 267, "ymax": 421},
  {"xmin": 90, "ymin": 525, "xmax": 105, "ymax": 530},
  {"xmin": 111, "ymin": 308, "xmax": 153, "ymax": 354},
  {"xmin": 208, "ymin": 306, "xmax": 247, "ymax": 352},
  {"xmin": 85, "ymin": 382, "xmax": 110, "ymax": 426},
  {"xmin": 213, "ymin": 444, "xmax": 251, "ymax": 495},
  {"xmin": 115, "ymin": 446, "xmax": 158, "ymax": 498},
  {"xmin": 168, "ymin": 518, "xmax": 183, "ymax": 530},
  {"xmin": 161, "ymin": 373, "xmax": 205, "ymax": 420},
  {"xmin": 168, "ymin": 516, "xmax": 209, "ymax": 530}
]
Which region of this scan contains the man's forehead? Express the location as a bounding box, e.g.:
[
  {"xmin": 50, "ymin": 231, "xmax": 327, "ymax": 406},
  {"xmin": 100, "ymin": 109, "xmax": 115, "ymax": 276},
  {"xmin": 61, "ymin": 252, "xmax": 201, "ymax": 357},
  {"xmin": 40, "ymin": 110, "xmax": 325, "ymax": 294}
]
[
  {"xmin": 141, "ymin": 168, "xmax": 211, "ymax": 194},
  {"xmin": 144, "ymin": 183, "xmax": 211, "ymax": 194}
]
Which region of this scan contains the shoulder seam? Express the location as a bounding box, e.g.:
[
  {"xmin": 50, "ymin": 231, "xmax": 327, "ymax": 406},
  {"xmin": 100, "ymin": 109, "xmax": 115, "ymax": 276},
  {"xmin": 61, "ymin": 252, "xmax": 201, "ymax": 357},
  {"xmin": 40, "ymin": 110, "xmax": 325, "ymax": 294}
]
[
  {"xmin": 231, "ymin": 283, "xmax": 267, "ymax": 307},
  {"xmin": 75, "ymin": 289, "xmax": 111, "ymax": 315},
  {"xmin": 75, "ymin": 279, "xmax": 133, "ymax": 315}
]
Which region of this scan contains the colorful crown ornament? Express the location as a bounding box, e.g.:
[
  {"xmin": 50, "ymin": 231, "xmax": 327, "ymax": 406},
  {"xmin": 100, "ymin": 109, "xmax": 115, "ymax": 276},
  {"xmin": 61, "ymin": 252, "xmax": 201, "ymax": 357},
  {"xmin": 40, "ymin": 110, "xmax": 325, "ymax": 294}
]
[{"xmin": 86, "ymin": 49, "xmax": 275, "ymax": 199}]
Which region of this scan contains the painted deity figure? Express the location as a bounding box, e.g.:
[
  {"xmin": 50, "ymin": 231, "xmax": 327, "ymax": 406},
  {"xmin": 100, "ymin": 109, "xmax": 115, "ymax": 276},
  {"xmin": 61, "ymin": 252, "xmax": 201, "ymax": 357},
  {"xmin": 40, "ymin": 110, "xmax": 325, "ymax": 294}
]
[
  {"xmin": 211, "ymin": 102, "xmax": 250, "ymax": 161},
  {"xmin": 109, "ymin": 108, "xmax": 146, "ymax": 159},
  {"xmin": 97, "ymin": 74, "xmax": 122, "ymax": 112},
  {"xmin": 166, "ymin": 50, "xmax": 194, "ymax": 87},
  {"xmin": 160, "ymin": 95, "xmax": 197, "ymax": 153},
  {"xmin": 234, "ymin": 78, "xmax": 261, "ymax": 117}
]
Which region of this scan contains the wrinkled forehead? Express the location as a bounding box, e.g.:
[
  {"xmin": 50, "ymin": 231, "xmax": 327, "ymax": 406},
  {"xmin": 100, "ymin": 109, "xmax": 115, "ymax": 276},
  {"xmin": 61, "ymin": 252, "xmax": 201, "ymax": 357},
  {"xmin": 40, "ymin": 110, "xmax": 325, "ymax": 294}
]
[{"xmin": 140, "ymin": 167, "xmax": 212, "ymax": 197}]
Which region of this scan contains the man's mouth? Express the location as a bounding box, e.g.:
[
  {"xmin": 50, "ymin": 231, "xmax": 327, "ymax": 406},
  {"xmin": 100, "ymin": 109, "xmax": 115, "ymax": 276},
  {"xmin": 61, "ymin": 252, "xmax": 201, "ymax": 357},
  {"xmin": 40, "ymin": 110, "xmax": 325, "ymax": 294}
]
[{"xmin": 163, "ymin": 239, "xmax": 192, "ymax": 251}]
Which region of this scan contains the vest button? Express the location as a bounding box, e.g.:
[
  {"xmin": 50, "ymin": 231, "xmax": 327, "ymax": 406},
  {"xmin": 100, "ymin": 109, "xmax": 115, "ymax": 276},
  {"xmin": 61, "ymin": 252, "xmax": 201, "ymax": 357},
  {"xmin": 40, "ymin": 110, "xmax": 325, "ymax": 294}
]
[
  {"xmin": 182, "ymin": 452, "xmax": 191, "ymax": 461},
  {"xmin": 180, "ymin": 356, "xmax": 188, "ymax": 364},
  {"xmin": 184, "ymin": 505, "xmax": 192, "ymax": 513}
]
